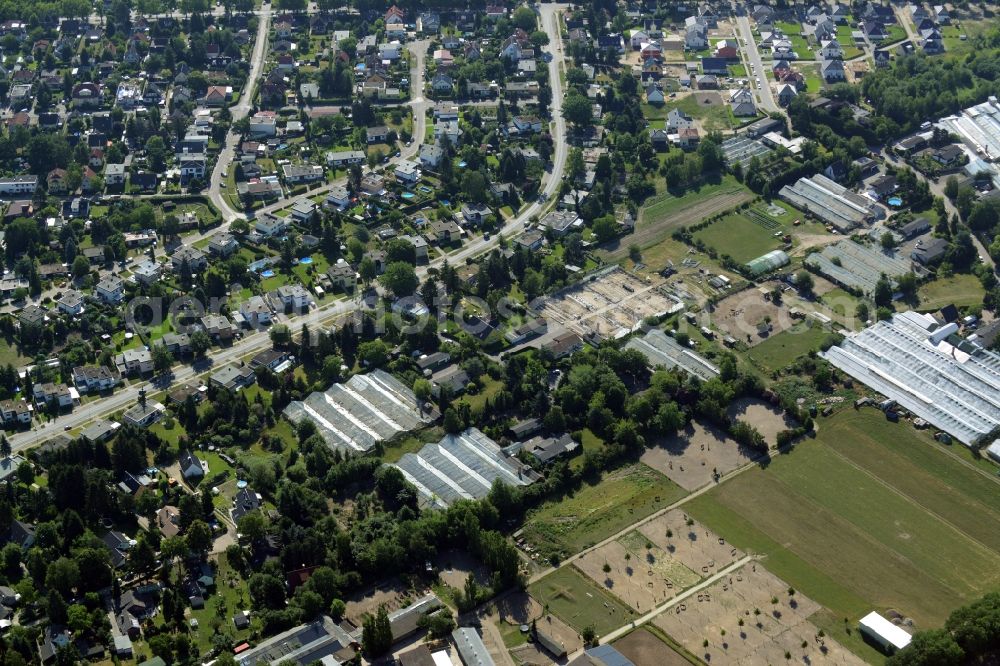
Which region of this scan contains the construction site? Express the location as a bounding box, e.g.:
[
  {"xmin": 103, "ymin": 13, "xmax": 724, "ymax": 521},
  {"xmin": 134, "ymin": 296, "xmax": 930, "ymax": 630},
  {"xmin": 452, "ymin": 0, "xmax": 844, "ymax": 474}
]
[{"xmin": 533, "ymin": 267, "xmax": 684, "ymax": 341}]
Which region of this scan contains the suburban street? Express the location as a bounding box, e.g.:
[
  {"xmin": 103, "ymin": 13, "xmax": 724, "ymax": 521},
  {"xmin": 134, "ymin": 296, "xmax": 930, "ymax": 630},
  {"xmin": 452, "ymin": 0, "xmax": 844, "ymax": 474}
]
[
  {"xmin": 735, "ymin": 16, "xmax": 779, "ymax": 114},
  {"xmin": 9, "ymin": 3, "xmax": 571, "ymax": 450},
  {"xmin": 207, "ymin": 4, "xmax": 273, "ymax": 221}
]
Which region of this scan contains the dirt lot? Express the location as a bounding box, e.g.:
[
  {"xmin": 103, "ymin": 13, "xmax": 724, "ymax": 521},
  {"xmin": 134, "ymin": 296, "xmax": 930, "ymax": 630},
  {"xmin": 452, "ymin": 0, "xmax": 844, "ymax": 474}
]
[
  {"xmin": 710, "ymin": 285, "xmax": 800, "ymax": 345},
  {"xmin": 434, "ymin": 549, "xmax": 491, "ymax": 589},
  {"xmin": 653, "ymin": 563, "xmax": 865, "ymax": 665},
  {"xmin": 495, "ymin": 592, "xmax": 584, "ymax": 657},
  {"xmin": 726, "ymin": 397, "xmax": 798, "ymax": 446},
  {"xmin": 344, "ymin": 581, "xmax": 431, "ymax": 626},
  {"xmin": 641, "ymin": 421, "xmax": 757, "ymax": 491},
  {"xmin": 574, "ymin": 510, "xmax": 744, "ymax": 613},
  {"xmin": 613, "ymin": 628, "xmax": 690, "ymax": 666},
  {"xmin": 535, "ymin": 267, "xmax": 680, "ymax": 340}
]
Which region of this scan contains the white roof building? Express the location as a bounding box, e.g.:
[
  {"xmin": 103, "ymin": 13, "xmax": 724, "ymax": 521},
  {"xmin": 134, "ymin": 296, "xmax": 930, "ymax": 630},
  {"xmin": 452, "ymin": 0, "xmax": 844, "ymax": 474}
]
[
  {"xmin": 821, "ymin": 311, "xmax": 1000, "ymax": 446},
  {"xmin": 858, "ymin": 612, "xmax": 912, "ymax": 653}
]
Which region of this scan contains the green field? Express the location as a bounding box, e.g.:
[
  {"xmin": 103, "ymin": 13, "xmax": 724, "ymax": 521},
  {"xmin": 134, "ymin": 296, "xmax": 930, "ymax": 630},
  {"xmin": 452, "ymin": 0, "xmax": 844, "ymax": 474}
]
[
  {"xmin": 640, "ymin": 175, "xmax": 751, "ymax": 230},
  {"xmin": 686, "ymin": 410, "xmax": 1000, "ymax": 631},
  {"xmin": 775, "ymin": 21, "xmax": 815, "ymax": 59},
  {"xmin": 521, "ymin": 464, "xmax": 686, "ymax": 561},
  {"xmin": 693, "ymin": 213, "xmax": 783, "ymax": 264},
  {"xmin": 917, "ymin": 273, "xmax": 985, "ymax": 310},
  {"xmin": 528, "ymin": 566, "xmax": 639, "ymax": 636},
  {"xmin": 745, "ymin": 323, "xmax": 833, "ymax": 372}
]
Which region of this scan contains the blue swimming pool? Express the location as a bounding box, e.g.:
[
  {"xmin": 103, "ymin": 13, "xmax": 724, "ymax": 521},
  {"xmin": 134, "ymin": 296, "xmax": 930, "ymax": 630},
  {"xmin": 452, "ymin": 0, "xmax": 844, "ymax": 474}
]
[
  {"xmin": 300, "ymin": 257, "xmax": 313, "ymax": 265},
  {"xmin": 887, "ymin": 196, "xmax": 903, "ymax": 207},
  {"xmin": 418, "ymin": 185, "xmax": 433, "ymax": 193},
  {"xmin": 261, "ymin": 269, "xmax": 275, "ymax": 278},
  {"xmin": 458, "ymin": 161, "xmax": 467, "ymax": 168},
  {"xmin": 402, "ymin": 191, "xmax": 416, "ymax": 199}
]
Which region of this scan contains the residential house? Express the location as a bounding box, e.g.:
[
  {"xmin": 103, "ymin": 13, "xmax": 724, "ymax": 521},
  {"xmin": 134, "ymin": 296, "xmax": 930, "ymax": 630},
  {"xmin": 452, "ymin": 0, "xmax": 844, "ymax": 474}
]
[
  {"xmin": 210, "ymin": 364, "xmax": 256, "ymax": 392},
  {"xmin": 730, "ymin": 88, "xmax": 756, "ymax": 116},
  {"xmin": 240, "ymin": 295, "xmax": 272, "ymax": 326},
  {"xmin": 282, "ymin": 164, "xmax": 324, "ymax": 184},
  {"xmin": 73, "ymin": 366, "xmax": 119, "ymax": 393},
  {"xmin": 419, "ymin": 143, "xmax": 444, "ymax": 169},
  {"xmin": 208, "ymin": 233, "xmax": 240, "ymax": 257},
  {"xmin": 273, "ymin": 284, "xmax": 311, "ymax": 310},
  {"xmin": 255, "ymin": 215, "xmax": 289, "ymax": 238},
  {"xmin": 200, "ymin": 314, "xmax": 236, "ymax": 341},
  {"xmin": 821, "ymin": 59, "xmax": 846, "ymax": 81},
  {"xmin": 56, "ymin": 290, "xmax": 84, "ymax": 315},
  {"xmin": 122, "ymin": 400, "xmax": 165, "ymax": 428},
  {"xmin": 116, "ymin": 348, "xmax": 153, "ymax": 375},
  {"xmin": 96, "ymin": 276, "xmax": 125, "ymax": 304},
  {"xmin": 171, "ymin": 245, "xmax": 208, "ymax": 272},
  {"xmin": 179, "ymin": 450, "xmax": 204, "ymax": 480}
]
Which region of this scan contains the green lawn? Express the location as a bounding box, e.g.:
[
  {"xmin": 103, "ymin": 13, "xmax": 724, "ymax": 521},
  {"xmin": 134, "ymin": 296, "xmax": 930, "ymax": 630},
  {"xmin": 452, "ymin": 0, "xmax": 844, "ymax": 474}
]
[
  {"xmin": 917, "ymin": 273, "xmax": 985, "ymax": 310},
  {"xmin": 692, "ymin": 213, "xmax": 783, "ymax": 264},
  {"xmin": 521, "ymin": 463, "xmax": 686, "ymax": 561},
  {"xmin": 660, "ymin": 95, "xmax": 739, "ymax": 132},
  {"xmin": 775, "ymin": 21, "xmax": 815, "ymax": 59},
  {"xmin": 744, "ymin": 323, "xmax": 833, "ymax": 372},
  {"xmin": 686, "ymin": 410, "xmax": 1000, "ymax": 631},
  {"xmin": 528, "ymin": 566, "xmax": 639, "ymax": 636}
]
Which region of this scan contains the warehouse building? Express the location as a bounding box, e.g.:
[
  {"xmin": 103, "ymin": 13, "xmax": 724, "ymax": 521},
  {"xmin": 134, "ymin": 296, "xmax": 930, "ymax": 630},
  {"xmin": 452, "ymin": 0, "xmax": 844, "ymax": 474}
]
[
  {"xmin": 624, "ymin": 329, "xmax": 720, "ymax": 381},
  {"xmin": 721, "ymin": 135, "xmax": 773, "ymax": 167},
  {"xmin": 858, "ymin": 612, "xmax": 912, "ymax": 654},
  {"xmin": 392, "ymin": 428, "xmax": 540, "ymax": 509},
  {"xmin": 804, "ymin": 240, "xmax": 911, "ymax": 296},
  {"xmin": 283, "ymin": 369, "xmax": 436, "ymax": 454},
  {"xmin": 821, "ymin": 311, "xmax": 1000, "ymax": 446},
  {"xmin": 779, "ymin": 174, "xmax": 882, "ymax": 231}
]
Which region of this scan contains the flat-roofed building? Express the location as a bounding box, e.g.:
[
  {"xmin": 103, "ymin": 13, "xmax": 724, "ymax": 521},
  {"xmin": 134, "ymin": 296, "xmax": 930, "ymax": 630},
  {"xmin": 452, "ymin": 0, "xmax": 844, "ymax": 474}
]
[{"xmin": 779, "ymin": 174, "xmax": 881, "ymax": 232}]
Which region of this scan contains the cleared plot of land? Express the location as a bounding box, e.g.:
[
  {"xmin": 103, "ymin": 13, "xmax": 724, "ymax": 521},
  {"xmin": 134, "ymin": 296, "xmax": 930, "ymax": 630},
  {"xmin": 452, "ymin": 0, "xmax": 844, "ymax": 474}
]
[
  {"xmin": 712, "ymin": 286, "xmax": 805, "ymax": 346},
  {"xmin": 521, "ymin": 464, "xmax": 686, "ymax": 561},
  {"xmin": 496, "ymin": 592, "xmax": 583, "ymax": 657},
  {"xmin": 686, "ymin": 410, "xmax": 1000, "ymax": 628},
  {"xmin": 726, "ymin": 397, "xmax": 797, "ymax": 445},
  {"xmin": 917, "ymin": 273, "xmax": 985, "ymax": 310},
  {"xmin": 528, "ymin": 566, "xmax": 639, "ymax": 636},
  {"xmin": 601, "ymin": 177, "xmax": 753, "ymax": 263},
  {"xmin": 744, "ymin": 322, "xmax": 833, "ymax": 372},
  {"xmin": 653, "ymin": 563, "xmax": 864, "ymax": 666},
  {"xmin": 613, "ymin": 628, "xmax": 691, "ymax": 666},
  {"xmin": 575, "ymin": 509, "xmax": 745, "ymax": 613},
  {"xmin": 659, "ymin": 92, "xmax": 739, "ymax": 132},
  {"xmin": 535, "ymin": 267, "xmax": 680, "ymax": 341},
  {"xmin": 641, "ymin": 421, "xmax": 756, "ymax": 491}
]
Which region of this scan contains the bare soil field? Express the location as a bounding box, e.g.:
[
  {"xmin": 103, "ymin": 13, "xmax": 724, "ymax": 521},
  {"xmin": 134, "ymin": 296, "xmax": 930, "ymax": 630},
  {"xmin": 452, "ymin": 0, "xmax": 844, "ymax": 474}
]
[
  {"xmin": 710, "ymin": 286, "xmax": 799, "ymax": 346},
  {"xmin": 574, "ymin": 510, "xmax": 744, "ymax": 613},
  {"xmin": 434, "ymin": 548, "xmax": 491, "ymax": 588},
  {"xmin": 344, "ymin": 581, "xmax": 430, "ymax": 626},
  {"xmin": 535, "ymin": 267, "xmax": 679, "ymax": 340},
  {"xmin": 495, "ymin": 592, "xmax": 584, "ymax": 656},
  {"xmin": 726, "ymin": 397, "xmax": 797, "ymax": 446},
  {"xmin": 641, "ymin": 421, "xmax": 756, "ymax": 491},
  {"xmin": 653, "ymin": 563, "xmax": 865, "ymax": 666},
  {"xmin": 613, "ymin": 628, "xmax": 691, "ymax": 666}
]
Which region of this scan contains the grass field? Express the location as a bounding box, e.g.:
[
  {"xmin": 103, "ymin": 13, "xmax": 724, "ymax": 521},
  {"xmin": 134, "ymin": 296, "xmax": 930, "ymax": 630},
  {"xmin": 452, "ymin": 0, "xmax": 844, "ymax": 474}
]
[
  {"xmin": 521, "ymin": 463, "xmax": 686, "ymax": 561},
  {"xmin": 917, "ymin": 273, "xmax": 985, "ymax": 310},
  {"xmin": 686, "ymin": 410, "xmax": 1000, "ymax": 631},
  {"xmin": 775, "ymin": 21, "xmax": 815, "ymax": 59},
  {"xmin": 528, "ymin": 566, "xmax": 638, "ymax": 636},
  {"xmin": 744, "ymin": 323, "xmax": 833, "ymax": 372},
  {"xmin": 693, "ymin": 213, "xmax": 783, "ymax": 264},
  {"xmin": 640, "ymin": 175, "xmax": 751, "ymax": 230}
]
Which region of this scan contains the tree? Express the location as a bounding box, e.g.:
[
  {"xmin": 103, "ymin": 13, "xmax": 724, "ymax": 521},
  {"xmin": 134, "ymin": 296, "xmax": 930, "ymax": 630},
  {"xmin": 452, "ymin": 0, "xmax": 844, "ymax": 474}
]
[
  {"xmin": 512, "ymin": 6, "xmax": 537, "ymax": 30},
  {"xmin": 190, "ymin": 330, "xmax": 211, "ymax": 356},
  {"xmin": 270, "ymin": 324, "xmax": 291, "ymax": 346},
  {"xmin": 887, "ymin": 629, "xmax": 963, "ymax": 666},
  {"xmin": 795, "ymin": 270, "xmax": 814, "ymax": 295},
  {"xmin": 152, "ymin": 345, "xmax": 173, "ymax": 373},
  {"xmin": 359, "ymin": 257, "xmax": 377, "ymax": 285},
  {"xmin": 562, "ymin": 93, "xmax": 593, "ymax": 129},
  {"xmin": 146, "ymin": 136, "xmax": 167, "ymax": 171},
  {"xmin": 881, "ymin": 231, "xmax": 896, "ymax": 250},
  {"xmin": 362, "ymin": 605, "xmax": 393, "ymax": 656},
  {"xmin": 185, "ymin": 520, "xmax": 212, "ymax": 556},
  {"xmin": 45, "ymin": 557, "xmax": 80, "ymax": 598},
  {"xmin": 592, "ymin": 216, "xmax": 618, "ymax": 244},
  {"xmin": 330, "ymin": 599, "xmax": 347, "ymax": 622},
  {"xmin": 379, "ymin": 262, "xmax": 418, "ymax": 298},
  {"xmin": 443, "ymin": 408, "xmax": 463, "ymax": 434},
  {"xmin": 874, "ymin": 273, "xmax": 893, "ymax": 307},
  {"xmin": 71, "ymin": 255, "xmax": 90, "ymax": 279}
]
